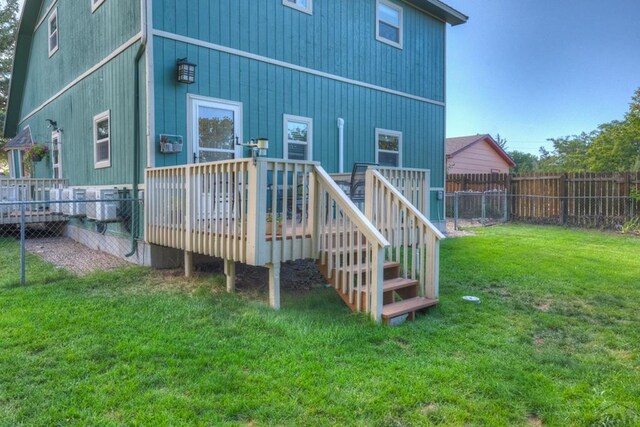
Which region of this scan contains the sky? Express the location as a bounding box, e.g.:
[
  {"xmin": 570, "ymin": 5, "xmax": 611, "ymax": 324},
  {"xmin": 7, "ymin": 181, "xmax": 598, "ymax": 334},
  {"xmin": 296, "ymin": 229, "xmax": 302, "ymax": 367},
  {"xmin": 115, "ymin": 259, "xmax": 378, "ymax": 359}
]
[{"xmin": 444, "ymin": 0, "xmax": 640, "ymax": 155}]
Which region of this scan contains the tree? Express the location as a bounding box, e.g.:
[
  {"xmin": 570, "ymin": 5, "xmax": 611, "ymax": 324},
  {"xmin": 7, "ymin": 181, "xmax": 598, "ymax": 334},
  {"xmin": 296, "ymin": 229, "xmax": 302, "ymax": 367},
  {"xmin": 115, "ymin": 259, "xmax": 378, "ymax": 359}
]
[
  {"xmin": 0, "ymin": 0, "xmax": 19, "ymax": 174},
  {"xmin": 494, "ymin": 133, "xmax": 508, "ymax": 149},
  {"xmin": 508, "ymin": 150, "xmax": 538, "ymax": 174},
  {"xmin": 537, "ymin": 132, "xmax": 593, "ymax": 172}
]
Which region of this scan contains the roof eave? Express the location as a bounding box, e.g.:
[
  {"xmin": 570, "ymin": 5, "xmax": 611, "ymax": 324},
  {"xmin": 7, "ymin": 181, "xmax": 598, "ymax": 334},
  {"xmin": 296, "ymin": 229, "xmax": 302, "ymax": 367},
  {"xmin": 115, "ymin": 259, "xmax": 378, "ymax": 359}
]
[{"xmin": 407, "ymin": 0, "xmax": 468, "ymax": 26}]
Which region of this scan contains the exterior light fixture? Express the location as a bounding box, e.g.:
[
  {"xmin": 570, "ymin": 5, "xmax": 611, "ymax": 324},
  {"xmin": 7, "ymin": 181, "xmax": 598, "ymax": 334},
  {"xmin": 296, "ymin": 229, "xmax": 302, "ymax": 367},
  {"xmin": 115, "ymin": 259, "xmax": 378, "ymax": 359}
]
[
  {"xmin": 177, "ymin": 58, "xmax": 196, "ymax": 84},
  {"xmin": 256, "ymin": 137, "xmax": 269, "ymax": 157}
]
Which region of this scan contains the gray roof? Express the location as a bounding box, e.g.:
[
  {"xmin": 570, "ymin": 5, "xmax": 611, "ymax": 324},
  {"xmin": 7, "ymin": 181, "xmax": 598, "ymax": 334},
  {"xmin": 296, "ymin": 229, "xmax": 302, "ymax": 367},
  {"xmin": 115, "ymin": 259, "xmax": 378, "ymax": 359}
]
[{"xmin": 4, "ymin": 126, "xmax": 34, "ymax": 151}]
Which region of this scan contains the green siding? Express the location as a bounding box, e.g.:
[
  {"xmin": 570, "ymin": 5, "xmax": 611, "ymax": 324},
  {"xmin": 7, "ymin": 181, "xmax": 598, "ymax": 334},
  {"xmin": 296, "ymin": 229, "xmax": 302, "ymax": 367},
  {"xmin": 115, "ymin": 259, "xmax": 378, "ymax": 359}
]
[
  {"xmin": 21, "ymin": 44, "xmax": 147, "ymax": 186},
  {"xmin": 19, "ymin": 0, "xmax": 140, "ymax": 120},
  {"xmin": 152, "ymin": 0, "xmax": 446, "ymax": 102},
  {"xmin": 14, "ymin": 0, "xmax": 144, "ymax": 186}
]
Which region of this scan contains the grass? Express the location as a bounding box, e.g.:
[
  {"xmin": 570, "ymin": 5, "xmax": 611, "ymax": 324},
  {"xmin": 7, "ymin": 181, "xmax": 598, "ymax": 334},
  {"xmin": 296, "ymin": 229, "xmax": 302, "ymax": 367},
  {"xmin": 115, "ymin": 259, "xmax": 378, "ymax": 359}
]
[{"xmin": 0, "ymin": 225, "xmax": 639, "ymax": 426}]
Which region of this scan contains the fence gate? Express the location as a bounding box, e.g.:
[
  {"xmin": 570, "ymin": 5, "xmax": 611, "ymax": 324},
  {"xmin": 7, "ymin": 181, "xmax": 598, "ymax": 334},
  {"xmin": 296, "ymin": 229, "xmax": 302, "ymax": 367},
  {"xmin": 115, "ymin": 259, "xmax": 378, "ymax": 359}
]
[{"xmin": 447, "ymin": 190, "xmax": 508, "ymax": 230}]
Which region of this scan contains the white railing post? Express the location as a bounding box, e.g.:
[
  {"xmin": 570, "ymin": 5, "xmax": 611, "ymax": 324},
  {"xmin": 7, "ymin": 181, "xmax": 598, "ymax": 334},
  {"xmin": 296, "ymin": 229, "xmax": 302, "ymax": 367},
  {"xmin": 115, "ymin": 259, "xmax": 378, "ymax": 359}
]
[{"xmin": 246, "ymin": 159, "xmax": 268, "ymax": 265}]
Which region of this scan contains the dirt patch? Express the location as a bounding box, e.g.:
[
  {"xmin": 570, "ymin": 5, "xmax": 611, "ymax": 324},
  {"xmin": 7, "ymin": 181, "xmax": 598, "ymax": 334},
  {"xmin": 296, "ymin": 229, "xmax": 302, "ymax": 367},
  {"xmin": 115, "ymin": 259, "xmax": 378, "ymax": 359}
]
[
  {"xmin": 196, "ymin": 258, "xmax": 328, "ymax": 291},
  {"xmin": 527, "ymin": 415, "xmax": 543, "ymax": 426},
  {"xmin": 445, "ymin": 221, "xmax": 476, "ymax": 238},
  {"xmin": 535, "ymin": 302, "xmax": 551, "ymax": 312},
  {"xmin": 25, "ymin": 237, "xmax": 131, "ymax": 276},
  {"xmin": 421, "ymin": 403, "xmax": 438, "ymax": 415},
  {"xmin": 533, "ymin": 336, "xmax": 545, "ymax": 347}
]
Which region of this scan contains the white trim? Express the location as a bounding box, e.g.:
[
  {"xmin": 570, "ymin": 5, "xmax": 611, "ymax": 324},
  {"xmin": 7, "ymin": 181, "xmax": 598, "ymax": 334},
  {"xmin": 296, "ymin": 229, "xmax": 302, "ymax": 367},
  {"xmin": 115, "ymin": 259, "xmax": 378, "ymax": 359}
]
[
  {"xmin": 283, "ymin": 114, "xmax": 313, "ymax": 161},
  {"xmin": 35, "ymin": 0, "xmax": 59, "ymax": 32},
  {"xmin": 376, "ymin": 0, "xmax": 403, "ymax": 49},
  {"xmin": 431, "ymin": 187, "xmax": 445, "ymax": 191},
  {"xmin": 51, "ymin": 130, "xmax": 62, "ymax": 179},
  {"xmin": 18, "ymin": 33, "xmax": 142, "ymax": 125},
  {"xmin": 187, "ymin": 95, "xmax": 243, "ymax": 163},
  {"xmin": 69, "ymin": 184, "xmax": 146, "ymax": 191},
  {"xmin": 91, "ymin": 0, "xmax": 107, "ymax": 13},
  {"xmin": 153, "ymin": 30, "xmax": 445, "ymax": 108},
  {"xmin": 93, "ymin": 110, "xmax": 111, "ymax": 169},
  {"xmin": 282, "ymin": 0, "xmax": 313, "ymax": 15},
  {"xmin": 375, "ymin": 128, "xmax": 402, "ymax": 167},
  {"xmin": 47, "ymin": 8, "xmax": 59, "ymax": 58}
]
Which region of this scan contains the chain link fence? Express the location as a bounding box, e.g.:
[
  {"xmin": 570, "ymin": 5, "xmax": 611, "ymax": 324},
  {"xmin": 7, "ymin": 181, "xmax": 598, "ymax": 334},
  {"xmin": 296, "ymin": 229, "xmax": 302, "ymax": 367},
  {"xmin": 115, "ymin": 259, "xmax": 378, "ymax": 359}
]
[
  {"xmin": 0, "ymin": 195, "xmax": 148, "ymax": 286},
  {"xmin": 446, "ymin": 190, "xmax": 508, "ymax": 230}
]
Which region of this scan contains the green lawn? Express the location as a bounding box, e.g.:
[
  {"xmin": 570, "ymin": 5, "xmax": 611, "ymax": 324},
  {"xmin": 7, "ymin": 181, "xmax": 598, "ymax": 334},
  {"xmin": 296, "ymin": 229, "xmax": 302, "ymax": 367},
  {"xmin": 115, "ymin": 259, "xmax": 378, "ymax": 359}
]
[{"xmin": 1, "ymin": 225, "xmax": 639, "ymax": 426}]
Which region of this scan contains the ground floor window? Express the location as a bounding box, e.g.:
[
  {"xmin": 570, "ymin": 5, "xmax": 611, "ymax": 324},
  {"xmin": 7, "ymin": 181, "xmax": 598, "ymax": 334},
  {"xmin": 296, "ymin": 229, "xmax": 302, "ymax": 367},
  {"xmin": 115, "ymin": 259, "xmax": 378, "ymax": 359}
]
[
  {"xmin": 94, "ymin": 111, "xmax": 111, "ymax": 169},
  {"xmin": 52, "ymin": 131, "xmax": 62, "ymax": 179},
  {"xmin": 375, "ymin": 128, "xmax": 402, "ymax": 167},
  {"xmin": 284, "ymin": 115, "xmax": 313, "ymax": 161}
]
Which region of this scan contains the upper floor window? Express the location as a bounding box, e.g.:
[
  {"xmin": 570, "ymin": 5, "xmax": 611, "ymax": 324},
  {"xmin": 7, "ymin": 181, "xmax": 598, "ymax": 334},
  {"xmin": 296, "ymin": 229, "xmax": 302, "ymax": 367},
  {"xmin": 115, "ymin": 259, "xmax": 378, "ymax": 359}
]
[
  {"xmin": 283, "ymin": 0, "xmax": 313, "ymax": 15},
  {"xmin": 376, "ymin": 0, "xmax": 403, "ymax": 49},
  {"xmin": 284, "ymin": 115, "xmax": 313, "ymax": 161},
  {"xmin": 94, "ymin": 111, "xmax": 111, "ymax": 169},
  {"xmin": 92, "ymin": 0, "xmax": 106, "ymax": 13},
  {"xmin": 48, "ymin": 8, "xmax": 59, "ymax": 57},
  {"xmin": 52, "ymin": 131, "xmax": 63, "ymax": 179},
  {"xmin": 375, "ymin": 128, "xmax": 402, "ymax": 167}
]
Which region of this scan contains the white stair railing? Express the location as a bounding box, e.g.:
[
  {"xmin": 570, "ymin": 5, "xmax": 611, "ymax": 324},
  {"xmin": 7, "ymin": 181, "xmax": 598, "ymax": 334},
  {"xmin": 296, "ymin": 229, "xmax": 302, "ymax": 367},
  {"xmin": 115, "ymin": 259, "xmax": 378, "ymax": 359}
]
[
  {"xmin": 313, "ymin": 166, "xmax": 390, "ymax": 322},
  {"xmin": 365, "ymin": 169, "xmax": 445, "ymax": 300}
]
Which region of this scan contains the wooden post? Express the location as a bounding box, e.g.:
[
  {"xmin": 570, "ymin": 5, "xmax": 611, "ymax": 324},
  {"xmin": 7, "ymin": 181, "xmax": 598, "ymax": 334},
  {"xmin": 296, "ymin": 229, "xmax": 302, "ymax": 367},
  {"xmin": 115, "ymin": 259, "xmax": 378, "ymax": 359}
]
[
  {"xmin": 224, "ymin": 259, "xmax": 236, "ymax": 293},
  {"xmin": 560, "ymin": 173, "xmax": 568, "ymax": 225},
  {"xmin": 268, "ymin": 261, "xmax": 281, "ymax": 310},
  {"xmin": 370, "ymin": 246, "xmax": 385, "ymax": 323},
  {"xmin": 184, "ymin": 250, "xmax": 193, "ymax": 278}
]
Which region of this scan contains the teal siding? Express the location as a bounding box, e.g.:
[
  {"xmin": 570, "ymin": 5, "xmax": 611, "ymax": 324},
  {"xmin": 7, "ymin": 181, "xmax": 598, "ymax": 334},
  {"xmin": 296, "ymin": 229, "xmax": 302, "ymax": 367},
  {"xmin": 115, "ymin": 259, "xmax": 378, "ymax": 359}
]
[
  {"xmin": 20, "ymin": 44, "xmax": 147, "ymax": 186},
  {"xmin": 15, "ymin": 0, "xmax": 144, "ymax": 186},
  {"xmin": 19, "ymin": 0, "xmax": 140, "ymax": 120},
  {"xmin": 152, "ymin": 0, "xmax": 445, "ymax": 102},
  {"xmin": 153, "ymin": 39, "xmax": 445, "ymax": 189}
]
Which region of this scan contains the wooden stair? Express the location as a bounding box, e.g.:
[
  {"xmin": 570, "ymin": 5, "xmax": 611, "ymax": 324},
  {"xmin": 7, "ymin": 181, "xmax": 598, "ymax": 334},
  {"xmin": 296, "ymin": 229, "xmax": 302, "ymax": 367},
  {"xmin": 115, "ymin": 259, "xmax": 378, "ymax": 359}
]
[{"xmin": 317, "ymin": 243, "xmax": 438, "ymax": 324}]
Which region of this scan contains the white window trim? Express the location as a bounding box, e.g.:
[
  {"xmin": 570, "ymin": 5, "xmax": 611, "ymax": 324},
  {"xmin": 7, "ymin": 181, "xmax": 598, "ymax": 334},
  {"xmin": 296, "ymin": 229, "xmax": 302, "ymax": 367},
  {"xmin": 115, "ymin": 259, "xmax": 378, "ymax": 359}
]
[
  {"xmin": 48, "ymin": 8, "xmax": 59, "ymax": 58},
  {"xmin": 91, "ymin": 0, "xmax": 106, "ymax": 13},
  {"xmin": 376, "ymin": 0, "xmax": 403, "ymax": 49},
  {"xmin": 375, "ymin": 128, "xmax": 402, "ymax": 167},
  {"xmin": 94, "ymin": 110, "xmax": 111, "ymax": 169},
  {"xmin": 283, "ymin": 114, "xmax": 313, "ymax": 161},
  {"xmin": 282, "ymin": 0, "xmax": 313, "ymax": 15},
  {"xmin": 52, "ymin": 130, "xmax": 62, "ymax": 179}
]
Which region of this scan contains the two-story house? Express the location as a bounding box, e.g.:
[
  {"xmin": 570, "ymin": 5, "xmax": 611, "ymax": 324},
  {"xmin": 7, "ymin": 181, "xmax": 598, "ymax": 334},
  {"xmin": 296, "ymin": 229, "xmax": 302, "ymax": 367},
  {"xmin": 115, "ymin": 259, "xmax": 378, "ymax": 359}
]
[{"xmin": 4, "ymin": 0, "xmax": 466, "ymax": 323}]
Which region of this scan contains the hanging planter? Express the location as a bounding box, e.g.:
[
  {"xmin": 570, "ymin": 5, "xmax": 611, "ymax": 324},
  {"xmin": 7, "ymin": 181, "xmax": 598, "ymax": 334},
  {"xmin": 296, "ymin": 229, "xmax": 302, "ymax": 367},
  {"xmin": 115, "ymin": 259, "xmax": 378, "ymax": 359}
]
[{"xmin": 25, "ymin": 143, "xmax": 50, "ymax": 163}]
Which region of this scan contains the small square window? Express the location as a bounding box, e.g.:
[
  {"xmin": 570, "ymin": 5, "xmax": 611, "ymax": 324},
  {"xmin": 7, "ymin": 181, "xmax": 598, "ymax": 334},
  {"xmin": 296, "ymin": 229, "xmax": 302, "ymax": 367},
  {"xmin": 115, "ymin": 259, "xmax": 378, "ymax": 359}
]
[
  {"xmin": 283, "ymin": 0, "xmax": 312, "ymax": 15},
  {"xmin": 376, "ymin": 0, "xmax": 403, "ymax": 49},
  {"xmin": 48, "ymin": 8, "xmax": 59, "ymax": 57},
  {"xmin": 375, "ymin": 128, "xmax": 402, "ymax": 167},
  {"xmin": 94, "ymin": 111, "xmax": 111, "ymax": 169},
  {"xmin": 284, "ymin": 115, "xmax": 313, "ymax": 161},
  {"xmin": 91, "ymin": 0, "xmax": 106, "ymax": 13}
]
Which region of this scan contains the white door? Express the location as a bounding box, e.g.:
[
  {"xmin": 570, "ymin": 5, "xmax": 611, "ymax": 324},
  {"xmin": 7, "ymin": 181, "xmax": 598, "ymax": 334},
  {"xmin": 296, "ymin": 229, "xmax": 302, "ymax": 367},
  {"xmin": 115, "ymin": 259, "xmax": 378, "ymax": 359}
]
[{"xmin": 189, "ymin": 96, "xmax": 243, "ymax": 164}]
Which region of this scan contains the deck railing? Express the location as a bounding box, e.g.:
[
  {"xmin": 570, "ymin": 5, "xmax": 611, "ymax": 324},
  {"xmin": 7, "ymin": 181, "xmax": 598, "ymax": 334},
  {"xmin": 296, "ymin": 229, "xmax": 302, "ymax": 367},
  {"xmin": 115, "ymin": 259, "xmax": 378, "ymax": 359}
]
[
  {"xmin": 365, "ymin": 169, "xmax": 445, "ymax": 299},
  {"xmin": 0, "ymin": 178, "xmax": 67, "ymax": 221},
  {"xmin": 314, "ymin": 167, "xmax": 390, "ymax": 321},
  {"xmin": 145, "ymin": 158, "xmax": 317, "ymax": 266},
  {"xmin": 375, "ymin": 167, "xmax": 430, "ymax": 217}
]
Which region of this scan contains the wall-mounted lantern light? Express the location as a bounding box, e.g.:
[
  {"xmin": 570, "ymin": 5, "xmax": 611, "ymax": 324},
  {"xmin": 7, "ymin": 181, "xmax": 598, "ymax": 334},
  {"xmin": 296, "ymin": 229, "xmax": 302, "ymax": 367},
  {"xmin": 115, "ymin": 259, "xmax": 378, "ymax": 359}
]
[{"xmin": 177, "ymin": 58, "xmax": 196, "ymax": 84}]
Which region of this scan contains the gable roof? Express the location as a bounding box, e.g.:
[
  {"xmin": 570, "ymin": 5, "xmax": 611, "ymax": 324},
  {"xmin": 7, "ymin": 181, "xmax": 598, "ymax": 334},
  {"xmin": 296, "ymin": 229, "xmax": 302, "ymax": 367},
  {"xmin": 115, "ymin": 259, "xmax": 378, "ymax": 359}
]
[
  {"xmin": 4, "ymin": 126, "xmax": 34, "ymax": 151},
  {"xmin": 446, "ymin": 134, "xmax": 516, "ymax": 167},
  {"xmin": 3, "ymin": 0, "xmax": 46, "ymax": 138}
]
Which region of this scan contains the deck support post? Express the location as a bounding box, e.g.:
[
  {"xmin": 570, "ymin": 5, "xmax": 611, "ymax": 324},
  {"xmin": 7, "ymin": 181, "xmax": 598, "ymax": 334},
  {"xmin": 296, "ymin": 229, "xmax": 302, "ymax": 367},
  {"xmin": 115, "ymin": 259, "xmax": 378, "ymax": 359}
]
[
  {"xmin": 268, "ymin": 262, "xmax": 281, "ymax": 310},
  {"xmin": 224, "ymin": 259, "xmax": 236, "ymax": 293},
  {"xmin": 184, "ymin": 250, "xmax": 193, "ymax": 277}
]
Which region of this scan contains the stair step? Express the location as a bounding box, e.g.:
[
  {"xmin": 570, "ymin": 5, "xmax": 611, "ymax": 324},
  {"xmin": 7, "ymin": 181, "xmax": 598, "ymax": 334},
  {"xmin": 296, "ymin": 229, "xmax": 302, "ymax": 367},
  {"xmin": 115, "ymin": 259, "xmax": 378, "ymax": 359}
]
[
  {"xmin": 336, "ymin": 261, "xmax": 400, "ymax": 274},
  {"xmin": 382, "ymin": 297, "xmax": 438, "ymax": 320},
  {"xmin": 383, "ymin": 277, "xmax": 418, "ymax": 293}
]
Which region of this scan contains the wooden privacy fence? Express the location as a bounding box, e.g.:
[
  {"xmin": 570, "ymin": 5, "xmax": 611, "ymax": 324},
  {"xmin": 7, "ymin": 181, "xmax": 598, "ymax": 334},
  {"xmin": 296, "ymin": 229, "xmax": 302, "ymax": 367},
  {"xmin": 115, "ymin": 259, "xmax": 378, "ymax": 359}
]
[{"xmin": 447, "ymin": 172, "xmax": 640, "ymax": 228}]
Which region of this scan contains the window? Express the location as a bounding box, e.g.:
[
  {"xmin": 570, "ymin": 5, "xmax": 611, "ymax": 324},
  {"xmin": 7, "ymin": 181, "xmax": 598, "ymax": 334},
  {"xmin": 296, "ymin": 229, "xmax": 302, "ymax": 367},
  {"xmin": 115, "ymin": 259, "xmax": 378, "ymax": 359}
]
[
  {"xmin": 375, "ymin": 128, "xmax": 402, "ymax": 167},
  {"xmin": 376, "ymin": 0, "xmax": 403, "ymax": 49},
  {"xmin": 284, "ymin": 115, "xmax": 313, "ymax": 161},
  {"xmin": 94, "ymin": 111, "xmax": 111, "ymax": 168},
  {"xmin": 283, "ymin": 0, "xmax": 313, "ymax": 15},
  {"xmin": 52, "ymin": 131, "xmax": 62, "ymax": 179},
  {"xmin": 91, "ymin": 0, "xmax": 106, "ymax": 12},
  {"xmin": 48, "ymin": 8, "xmax": 59, "ymax": 57}
]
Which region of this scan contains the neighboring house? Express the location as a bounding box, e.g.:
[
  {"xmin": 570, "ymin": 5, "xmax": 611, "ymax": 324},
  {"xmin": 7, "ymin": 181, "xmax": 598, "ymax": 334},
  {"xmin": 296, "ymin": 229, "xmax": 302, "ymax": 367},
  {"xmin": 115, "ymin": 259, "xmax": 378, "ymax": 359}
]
[
  {"xmin": 446, "ymin": 134, "xmax": 516, "ymax": 174},
  {"xmin": 3, "ymin": 0, "xmax": 467, "ymax": 322}
]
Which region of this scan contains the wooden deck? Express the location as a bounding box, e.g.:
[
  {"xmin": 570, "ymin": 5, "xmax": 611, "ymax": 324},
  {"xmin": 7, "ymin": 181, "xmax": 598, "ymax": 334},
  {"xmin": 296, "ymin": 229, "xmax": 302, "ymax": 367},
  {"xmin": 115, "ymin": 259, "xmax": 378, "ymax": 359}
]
[{"xmin": 145, "ymin": 158, "xmax": 443, "ymax": 323}]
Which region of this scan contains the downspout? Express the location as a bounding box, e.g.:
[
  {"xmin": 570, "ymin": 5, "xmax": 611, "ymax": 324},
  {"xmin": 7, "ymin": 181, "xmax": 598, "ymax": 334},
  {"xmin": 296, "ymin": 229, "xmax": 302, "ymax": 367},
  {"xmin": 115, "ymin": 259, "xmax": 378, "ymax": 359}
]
[
  {"xmin": 126, "ymin": 0, "xmax": 148, "ymax": 258},
  {"xmin": 337, "ymin": 118, "xmax": 345, "ymax": 173}
]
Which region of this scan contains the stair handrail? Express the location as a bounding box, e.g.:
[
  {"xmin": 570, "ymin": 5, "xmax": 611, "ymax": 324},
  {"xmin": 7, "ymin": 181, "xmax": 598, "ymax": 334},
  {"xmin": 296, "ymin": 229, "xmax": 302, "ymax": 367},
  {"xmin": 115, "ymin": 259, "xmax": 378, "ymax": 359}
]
[
  {"xmin": 314, "ymin": 166, "xmax": 389, "ymax": 248},
  {"xmin": 366, "ymin": 169, "xmax": 445, "ymax": 301},
  {"xmin": 368, "ymin": 169, "xmax": 445, "ymax": 240},
  {"xmin": 314, "ymin": 165, "xmax": 389, "ymax": 322}
]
